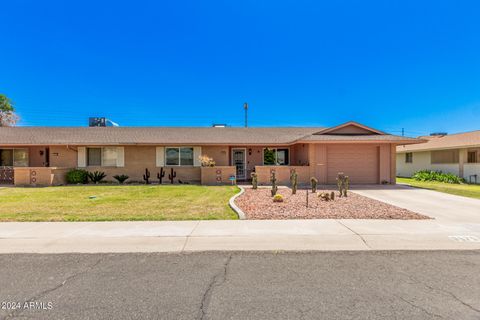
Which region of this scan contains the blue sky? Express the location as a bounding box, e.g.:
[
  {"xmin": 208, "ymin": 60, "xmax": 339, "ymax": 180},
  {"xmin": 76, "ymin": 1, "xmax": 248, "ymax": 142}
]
[{"xmin": 1, "ymin": 0, "xmax": 479, "ymax": 137}]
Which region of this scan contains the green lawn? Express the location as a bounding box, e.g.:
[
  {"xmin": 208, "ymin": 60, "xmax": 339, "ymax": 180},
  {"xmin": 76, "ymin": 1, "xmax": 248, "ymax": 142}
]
[
  {"xmin": 0, "ymin": 185, "xmax": 240, "ymax": 221},
  {"xmin": 397, "ymin": 177, "xmax": 480, "ymax": 200}
]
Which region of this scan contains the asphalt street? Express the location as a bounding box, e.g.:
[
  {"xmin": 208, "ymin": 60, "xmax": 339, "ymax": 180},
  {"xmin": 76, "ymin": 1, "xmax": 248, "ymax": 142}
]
[{"xmin": 1, "ymin": 251, "xmax": 479, "ymax": 320}]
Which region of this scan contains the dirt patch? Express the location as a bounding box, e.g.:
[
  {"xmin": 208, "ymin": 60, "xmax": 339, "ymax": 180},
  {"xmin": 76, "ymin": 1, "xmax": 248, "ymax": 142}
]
[{"xmin": 235, "ymin": 187, "xmax": 430, "ymax": 220}]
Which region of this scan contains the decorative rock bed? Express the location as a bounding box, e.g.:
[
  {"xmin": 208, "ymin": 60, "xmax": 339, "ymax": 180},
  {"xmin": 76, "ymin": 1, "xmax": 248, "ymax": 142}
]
[{"xmin": 235, "ymin": 187, "xmax": 430, "ymax": 220}]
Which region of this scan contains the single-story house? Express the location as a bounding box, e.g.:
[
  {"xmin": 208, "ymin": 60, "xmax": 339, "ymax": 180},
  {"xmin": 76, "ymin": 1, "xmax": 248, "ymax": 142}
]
[
  {"xmin": 396, "ymin": 130, "xmax": 480, "ymax": 183},
  {"xmin": 0, "ymin": 121, "xmax": 421, "ymax": 186}
]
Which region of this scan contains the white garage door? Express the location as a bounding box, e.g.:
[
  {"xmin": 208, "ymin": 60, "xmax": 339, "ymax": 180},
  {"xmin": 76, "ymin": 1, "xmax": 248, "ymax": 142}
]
[{"xmin": 327, "ymin": 145, "xmax": 379, "ymax": 184}]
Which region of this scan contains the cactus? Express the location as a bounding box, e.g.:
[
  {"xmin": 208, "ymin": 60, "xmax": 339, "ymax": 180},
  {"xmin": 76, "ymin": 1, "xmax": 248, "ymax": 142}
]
[
  {"xmin": 330, "ymin": 191, "xmax": 335, "ymax": 201},
  {"xmin": 270, "ymin": 171, "xmax": 278, "ymax": 196},
  {"xmin": 310, "ymin": 177, "xmax": 318, "ymax": 193},
  {"xmin": 143, "ymin": 168, "xmax": 151, "ymax": 184},
  {"xmin": 290, "ymin": 169, "xmax": 298, "ymax": 194},
  {"xmin": 251, "ymin": 172, "xmax": 258, "ymax": 189},
  {"xmin": 168, "ymin": 168, "xmax": 176, "ymax": 184},
  {"xmin": 157, "ymin": 167, "xmax": 165, "ymax": 184},
  {"xmin": 337, "ymin": 173, "xmax": 349, "ymax": 197}
]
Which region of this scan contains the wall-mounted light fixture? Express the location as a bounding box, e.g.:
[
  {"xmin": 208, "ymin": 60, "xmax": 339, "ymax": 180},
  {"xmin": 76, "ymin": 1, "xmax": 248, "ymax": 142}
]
[{"xmin": 248, "ymin": 148, "xmax": 252, "ymax": 155}]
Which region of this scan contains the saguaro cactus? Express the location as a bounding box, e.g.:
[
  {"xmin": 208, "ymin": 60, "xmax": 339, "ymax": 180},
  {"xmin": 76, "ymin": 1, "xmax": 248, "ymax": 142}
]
[
  {"xmin": 251, "ymin": 172, "xmax": 258, "ymax": 189},
  {"xmin": 290, "ymin": 169, "xmax": 298, "ymax": 194},
  {"xmin": 310, "ymin": 177, "xmax": 318, "ymax": 193},
  {"xmin": 143, "ymin": 168, "xmax": 151, "ymax": 184},
  {"xmin": 157, "ymin": 167, "xmax": 165, "ymax": 184},
  {"xmin": 337, "ymin": 173, "xmax": 349, "ymax": 197},
  {"xmin": 169, "ymin": 168, "xmax": 177, "ymax": 184},
  {"xmin": 270, "ymin": 171, "xmax": 278, "ymax": 196}
]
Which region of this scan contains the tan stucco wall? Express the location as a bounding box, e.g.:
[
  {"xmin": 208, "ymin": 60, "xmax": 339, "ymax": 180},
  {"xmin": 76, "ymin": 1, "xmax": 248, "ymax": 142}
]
[
  {"xmin": 49, "ymin": 146, "xmax": 78, "ymax": 167},
  {"xmin": 28, "ymin": 146, "xmax": 47, "ymax": 167},
  {"xmin": 200, "ymin": 166, "xmax": 236, "ymax": 185},
  {"xmin": 14, "ymin": 167, "xmax": 69, "ymax": 186},
  {"xmin": 202, "ymin": 146, "xmax": 229, "ymax": 166},
  {"xmin": 255, "ymin": 166, "xmax": 310, "ymax": 185}
]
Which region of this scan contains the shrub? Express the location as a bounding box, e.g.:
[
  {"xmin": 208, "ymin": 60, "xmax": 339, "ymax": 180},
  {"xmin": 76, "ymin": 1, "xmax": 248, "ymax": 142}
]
[
  {"xmin": 66, "ymin": 169, "xmax": 88, "ymax": 184},
  {"xmin": 199, "ymin": 155, "xmax": 216, "ymax": 167},
  {"xmin": 113, "ymin": 174, "xmax": 129, "ymax": 184},
  {"xmin": 273, "ymin": 194, "xmax": 284, "ymax": 202},
  {"xmin": 412, "ymin": 170, "xmax": 464, "ymax": 184},
  {"xmin": 87, "ymin": 171, "xmax": 107, "ymax": 184}
]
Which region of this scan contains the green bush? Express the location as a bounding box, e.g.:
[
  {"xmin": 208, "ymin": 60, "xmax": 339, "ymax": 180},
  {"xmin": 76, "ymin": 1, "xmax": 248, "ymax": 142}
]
[
  {"xmin": 66, "ymin": 169, "xmax": 88, "ymax": 184},
  {"xmin": 113, "ymin": 174, "xmax": 129, "ymax": 184},
  {"xmin": 87, "ymin": 171, "xmax": 107, "ymax": 184},
  {"xmin": 412, "ymin": 170, "xmax": 464, "ymax": 184}
]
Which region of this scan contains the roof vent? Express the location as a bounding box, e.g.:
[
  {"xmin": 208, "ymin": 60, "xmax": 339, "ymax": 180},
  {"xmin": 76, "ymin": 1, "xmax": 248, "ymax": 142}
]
[
  {"xmin": 430, "ymin": 132, "xmax": 448, "ymax": 136},
  {"xmin": 212, "ymin": 124, "xmax": 227, "ymax": 128}
]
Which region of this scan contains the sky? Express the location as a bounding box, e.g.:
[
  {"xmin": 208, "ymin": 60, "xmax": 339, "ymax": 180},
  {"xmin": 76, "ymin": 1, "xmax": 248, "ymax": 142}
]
[{"xmin": 1, "ymin": 0, "xmax": 479, "ymax": 137}]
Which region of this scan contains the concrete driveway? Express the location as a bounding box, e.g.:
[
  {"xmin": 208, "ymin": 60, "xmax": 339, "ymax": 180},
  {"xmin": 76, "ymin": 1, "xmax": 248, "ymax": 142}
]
[{"xmin": 351, "ymin": 184, "xmax": 480, "ymax": 223}]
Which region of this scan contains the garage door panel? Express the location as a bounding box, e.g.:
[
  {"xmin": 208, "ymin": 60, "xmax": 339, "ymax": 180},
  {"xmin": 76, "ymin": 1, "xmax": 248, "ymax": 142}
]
[{"xmin": 327, "ymin": 145, "xmax": 379, "ymax": 184}]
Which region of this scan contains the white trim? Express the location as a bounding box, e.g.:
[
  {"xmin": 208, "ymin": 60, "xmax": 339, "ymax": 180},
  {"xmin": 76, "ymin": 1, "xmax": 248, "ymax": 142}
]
[
  {"xmin": 231, "ymin": 148, "xmax": 247, "ymax": 180},
  {"xmin": 116, "ymin": 147, "xmax": 125, "ymax": 167},
  {"xmin": 156, "ymin": 147, "xmax": 165, "ymax": 167},
  {"xmin": 77, "ymin": 147, "xmax": 86, "ymax": 167},
  {"xmin": 193, "ymin": 146, "xmax": 202, "ymax": 167}
]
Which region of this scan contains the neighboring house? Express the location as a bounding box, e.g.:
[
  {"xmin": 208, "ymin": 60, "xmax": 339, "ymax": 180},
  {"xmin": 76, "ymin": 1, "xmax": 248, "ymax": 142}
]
[
  {"xmin": 397, "ymin": 130, "xmax": 480, "ymax": 183},
  {"xmin": 0, "ymin": 121, "xmax": 421, "ymax": 186}
]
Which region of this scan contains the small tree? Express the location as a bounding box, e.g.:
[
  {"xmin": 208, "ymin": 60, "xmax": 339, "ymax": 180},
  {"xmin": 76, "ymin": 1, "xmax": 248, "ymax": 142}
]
[{"xmin": 0, "ymin": 94, "xmax": 19, "ymax": 126}]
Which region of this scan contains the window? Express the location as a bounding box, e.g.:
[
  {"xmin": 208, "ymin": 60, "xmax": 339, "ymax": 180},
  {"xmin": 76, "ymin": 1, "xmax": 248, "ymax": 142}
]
[
  {"xmin": 102, "ymin": 147, "xmax": 118, "ymax": 167},
  {"xmin": 431, "ymin": 150, "xmax": 459, "ymax": 164},
  {"xmin": 166, "ymin": 147, "xmax": 194, "ymax": 166},
  {"xmin": 263, "ymin": 148, "xmax": 289, "ymax": 165},
  {"xmin": 405, "ymin": 152, "xmax": 413, "ymax": 163},
  {"xmin": 468, "ymin": 151, "xmax": 478, "ymax": 163},
  {"xmin": 87, "ymin": 148, "xmax": 102, "ymax": 166},
  {"xmin": 13, "ymin": 149, "xmax": 29, "ymax": 167},
  {"xmin": 0, "ymin": 149, "xmax": 13, "ymax": 166},
  {"xmin": 87, "ymin": 147, "xmax": 119, "ymax": 167},
  {"xmin": 0, "ymin": 149, "xmax": 28, "ymax": 167}
]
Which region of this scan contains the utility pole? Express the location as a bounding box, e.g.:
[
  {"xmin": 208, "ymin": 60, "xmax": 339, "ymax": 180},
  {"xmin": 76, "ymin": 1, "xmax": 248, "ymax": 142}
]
[{"xmin": 244, "ymin": 102, "xmax": 248, "ymax": 127}]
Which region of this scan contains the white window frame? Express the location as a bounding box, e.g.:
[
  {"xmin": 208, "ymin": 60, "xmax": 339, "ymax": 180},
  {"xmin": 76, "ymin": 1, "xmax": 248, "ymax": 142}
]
[
  {"xmin": 165, "ymin": 147, "xmax": 195, "ymax": 166},
  {"xmin": 262, "ymin": 147, "xmax": 290, "ymax": 166}
]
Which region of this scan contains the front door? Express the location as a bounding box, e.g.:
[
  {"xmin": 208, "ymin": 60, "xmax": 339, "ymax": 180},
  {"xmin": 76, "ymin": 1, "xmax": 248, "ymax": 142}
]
[{"xmin": 232, "ymin": 148, "xmax": 246, "ymax": 180}]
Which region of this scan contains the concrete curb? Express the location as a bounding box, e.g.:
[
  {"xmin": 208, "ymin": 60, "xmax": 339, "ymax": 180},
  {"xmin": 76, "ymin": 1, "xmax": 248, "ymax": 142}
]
[{"xmin": 229, "ymin": 186, "xmax": 246, "ymax": 220}]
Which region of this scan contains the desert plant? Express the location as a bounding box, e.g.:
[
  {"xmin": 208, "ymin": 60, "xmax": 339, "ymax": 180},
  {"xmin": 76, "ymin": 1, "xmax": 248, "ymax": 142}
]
[
  {"xmin": 66, "ymin": 169, "xmax": 88, "ymax": 184},
  {"xmin": 87, "ymin": 171, "xmax": 106, "ymax": 184},
  {"xmin": 143, "ymin": 168, "xmax": 151, "ymax": 184},
  {"xmin": 337, "ymin": 173, "xmax": 349, "ymax": 197},
  {"xmin": 330, "ymin": 191, "xmax": 335, "ymax": 200},
  {"xmin": 157, "ymin": 167, "xmax": 165, "ymax": 184},
  {"xmin": 198, "ymin": 155, "xmax": 216, "ymax": 167},
  {"xmin": 270, "ymin": 171, "xmax": 278, "ymax": 196},
  {"xmin": 273, "ymin": 194, "xmax": 284, "ymax": 202},
  {"xmin": 412, "ymin": 170, "xmax": 464, "ymax": 184},
  {"xmin": 318, "ymin": 192, "xmax": 331, "ymax": 201},
  {"xmin": 310, "ymin": 177, "xmax": 318, "ymax": 193},
  {"xmin": 251, "ymin": 172, "xmax": 258, "ymax": 189},
  {"xmin": 113, "ymin": 174, "xmax": 129, "ymax": 184},
  {"xmin": 290, "ymin": 169, "xmax": 298, "ymax": 194},
  {"xmin": 169, "ymin": 168, "xmax": 177, "ymax": 184}
]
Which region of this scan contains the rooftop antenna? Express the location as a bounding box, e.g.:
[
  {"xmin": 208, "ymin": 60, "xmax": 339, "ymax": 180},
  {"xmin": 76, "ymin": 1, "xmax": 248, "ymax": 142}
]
[{"xmin": 244, "ymin": 102, "xmax": 248, "ymax": 127}]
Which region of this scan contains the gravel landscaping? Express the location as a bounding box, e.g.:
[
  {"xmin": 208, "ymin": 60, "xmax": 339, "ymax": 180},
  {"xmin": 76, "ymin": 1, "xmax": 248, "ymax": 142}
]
[{"xmin": 235, "ymin": 187, "xmax": 430, "ymax": 220}]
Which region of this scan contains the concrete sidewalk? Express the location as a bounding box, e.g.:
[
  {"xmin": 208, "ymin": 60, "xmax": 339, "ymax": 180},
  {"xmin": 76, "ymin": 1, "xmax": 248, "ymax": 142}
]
[{"xmin": 1, "ymin": 219, "xmax": 480, "ymax": 253}]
